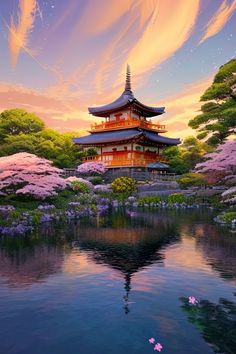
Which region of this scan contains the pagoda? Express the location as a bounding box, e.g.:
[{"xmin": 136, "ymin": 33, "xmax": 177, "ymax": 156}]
[{"xmin": 73, "ymin": 65, "xmax": 180, "ymax": 169}]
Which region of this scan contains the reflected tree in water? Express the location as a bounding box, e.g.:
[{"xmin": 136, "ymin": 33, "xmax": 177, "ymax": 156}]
[{"xmin": 180, "ymin": 295, "xmax": 236, "ymax": 354}]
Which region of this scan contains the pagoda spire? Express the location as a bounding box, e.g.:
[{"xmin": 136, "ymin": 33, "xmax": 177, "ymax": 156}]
[{"xmin": 125, "ymin": 64, "xmax": 132, "ymax": 92}]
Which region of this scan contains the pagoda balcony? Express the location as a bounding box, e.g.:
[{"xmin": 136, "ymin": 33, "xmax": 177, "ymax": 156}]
[
  {"xmin": 83, "ymin": 151, "xmax": 166, "ymax": 168},
  {"xmin": 90, "ymin": 117, "xmax": 167, "ymax": 133}
]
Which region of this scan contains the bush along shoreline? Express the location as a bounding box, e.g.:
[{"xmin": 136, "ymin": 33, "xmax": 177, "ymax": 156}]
[
  {"xmin": 0, "ymin": 189, "xmax": 225, "ymax": 238},
  {"xmin": 0, "ymin": 156, "xmax": 235, "ymax": 237}
]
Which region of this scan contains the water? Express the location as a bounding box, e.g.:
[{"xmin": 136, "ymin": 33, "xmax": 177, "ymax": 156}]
[{"xmin": 0, "ymin": 209, "xmax": 235, "ymax": 354}]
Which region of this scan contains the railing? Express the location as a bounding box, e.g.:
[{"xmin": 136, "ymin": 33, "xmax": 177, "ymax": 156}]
[
  {"xmin": 90, "ymin": 118, "xmax": 166, "ymax": 133},
  {"xmin": 83, "ymin": 154, "xmax": 166, "ymax": 168}
]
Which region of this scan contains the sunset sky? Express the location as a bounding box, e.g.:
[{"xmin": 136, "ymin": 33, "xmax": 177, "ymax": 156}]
[{"xmin": 0, "ymin": 0, "xmax": 236, "ymax": 139}]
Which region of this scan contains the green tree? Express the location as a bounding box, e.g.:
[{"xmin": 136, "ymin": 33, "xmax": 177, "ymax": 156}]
[
  {"xmin": 0, "ymin": 108, "xmax": 45, "ymax": 138},
  {"xmin": 189, "ymin": 59, "xmax": 236, "ymax": 146},
  {"xmin": 163, "ymin": 137, "xmax": 211, "ymax": 174},
  {"xmin": 0, "ymin": 109, "xmax": 88, "ymax": 168}
]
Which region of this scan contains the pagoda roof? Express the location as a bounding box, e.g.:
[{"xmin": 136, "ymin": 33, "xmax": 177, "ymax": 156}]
[
  {"xmin": 88, "ymin": 65, "xmax": 165, "ymax": 118},
  {"xmin": 73, "ymin": 128, "xmax": 180, "ymax": 146}
]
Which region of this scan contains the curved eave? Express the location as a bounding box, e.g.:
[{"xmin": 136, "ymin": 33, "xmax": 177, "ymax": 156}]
[
  {"xmin": 73, "ymin": 128, "xmax": 180, "ymax": 146},
  {"xmin": 88, "ymin": 91, "xmax": 165, "ymax": 118},
  {"xmin": 73, "ymin": 129, "xmax": 142, "ymax": 146},
  {"xmin": 143, "ymin": 130, "xmax": 181, "ymax": 145}
]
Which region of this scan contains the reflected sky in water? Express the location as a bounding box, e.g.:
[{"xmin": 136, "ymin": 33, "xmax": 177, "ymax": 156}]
[{"xmin": 0, "ymin": 210, "xmax": 235, "ymax": 354}]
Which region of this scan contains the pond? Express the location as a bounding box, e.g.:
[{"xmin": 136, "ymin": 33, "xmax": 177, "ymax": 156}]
[{"xmin": 0, "ymin": 209, "xmax": 235, "ymax": 354}]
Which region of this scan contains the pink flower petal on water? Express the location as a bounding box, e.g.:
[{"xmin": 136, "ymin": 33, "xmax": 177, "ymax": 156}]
[
  {"xmin": 149, "ymin": 338, "xmax": 155, "ymax": 344},
  {"xmin": 154, "ymin": 343, "xmax": 163, "ymax": 351}
]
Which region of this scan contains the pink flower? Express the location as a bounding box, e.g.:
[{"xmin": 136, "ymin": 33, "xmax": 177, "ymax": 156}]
[
  {"xmin": 149, "ymin": 338, "xmax": 155, "ymax": 344},
  {"xmin": 154, "ymin": 343, "xmax": 163, "ymax": 351},
  {"xmin": 188, "ymin": 296, "xmax": 198, "ymax": 305},
  {"xmin": 0, "ymin": 152, "xmax": 69, "ymax": 199}
]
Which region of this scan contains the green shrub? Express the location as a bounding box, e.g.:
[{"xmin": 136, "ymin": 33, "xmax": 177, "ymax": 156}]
[
  {"xmin": 178, "ymin": 173, "xmax": 207, "ymax": 188},
  {"xmin": 219, "ymin": 211, "xmax": 236, "ymax": 223},
  {"xmin": 71, "ymin": 181, "xmax": 91, "ymax": 193},
  {"xmin": 111, "ymin": 176, "xmax": 136, "ymax": 194},
  {"xmin": 138, "ymin": 196, "xmax": 161, "ymax": 206},
  {"xmin": 167, "ymin": 193, "xmax": 186, "ymax": 204},
  {"xmin": 88, "ymin": 176, "xmax": 103, "ymax": 185}
]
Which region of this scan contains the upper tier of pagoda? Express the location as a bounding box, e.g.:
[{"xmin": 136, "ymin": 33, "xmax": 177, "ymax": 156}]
[{"xmin": 88, "ymin": 65, "xmax": 165, "ymax": 118}]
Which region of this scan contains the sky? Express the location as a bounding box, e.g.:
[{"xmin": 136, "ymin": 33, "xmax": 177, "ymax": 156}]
[{"xmin": 0, "ymin": 0, "xmax": 236, "ymax": 139}]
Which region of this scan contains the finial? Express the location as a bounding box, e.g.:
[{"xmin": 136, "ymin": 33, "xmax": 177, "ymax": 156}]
[{"xmin": 125, "ymin": 64, "xmax": 132, "ymax": 92}]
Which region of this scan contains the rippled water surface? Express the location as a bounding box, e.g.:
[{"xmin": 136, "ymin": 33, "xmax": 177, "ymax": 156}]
[{"xmin": 0, "ymin": 210, "xmax": 235, "ymax": 354}]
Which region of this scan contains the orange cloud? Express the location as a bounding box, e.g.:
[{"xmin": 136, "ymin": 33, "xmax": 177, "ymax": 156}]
[
  {"xmin": 0, "ymin": 82, "xmax": 91, "ymax": 132},
  {"xmin": 124, "ymin": 0, "xmax": 200, "ymax": 78},
  {"xmin": 8, "ymin": 0, "xmax": 38, "ymax": 68},
  {"xmin": 199, "ymin": 0, "xmax": 236, "ymax": 44}
]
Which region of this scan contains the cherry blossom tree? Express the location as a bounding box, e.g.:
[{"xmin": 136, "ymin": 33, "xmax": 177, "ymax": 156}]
[
  {"xmin": 195, "ymin": 140, "xmax": 236, "ymax": 175},
  {"xmin": 195, "ymin": 140, "xmax": 236, "ymax": 204},
  {"xmin": 0, "ymin": 153, "xmax": 68, "ymax": 199}
]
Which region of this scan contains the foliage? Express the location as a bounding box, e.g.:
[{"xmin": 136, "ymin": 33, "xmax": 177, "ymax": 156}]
[
  {"xmin": 71, "ymin": 181, "xmax": 91, "ymax": 193},
  {"xmin": 163, "ymin": 136, "xmax": 212, "ymax": 174},
  {"xmin": 178, "ymin": 173, "xmax": 208, "ymax": 188},
  {"xmin": 166, "ymin": 193, "xmax": 185, "ymax": 204},
  {"xmin": 77, "ymin": 161, "xmax": 106, "ymax": 175},
  {"xmin": 0, "ymin": 152, "xmax": 68, "ymax": 199},
  {"xmin": 138, "ymin": 196, "xmax": 161, "ymax": 206},
  {"xmin": 0, "ymin": 108, "xmax": 45, "ymax": 138},
  {"xmin": 189, "ymin": 59, "xmax": 236, "ymax": 146},
  {"xmin": 111, "ymin": 176, "xmax": 136, "ymax": 194},
  {"xmin": 0, "ymin": 109, "xmax": 88, "ymax": 168},
  {"xmin": 218, "ymin": 211, "xmax": 236, "ymax": 223},
  {"xmin": 180, "ymin": 296, "xmax": 236, "ymax": 354},
  {"xmin": 88, "ymin": 176, "xmax": 103, "ymax": 185}
]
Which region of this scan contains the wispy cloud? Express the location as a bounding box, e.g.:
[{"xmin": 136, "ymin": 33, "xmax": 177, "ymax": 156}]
[
  {"xmin": 124, "ymin": 0, "xmax": 200, "ymax": 78},
  {"xmin": 199, "ymin": 0, "xmax": 236, "ymax": 44},
  {"xmin": 8, "ymin": 0, "xmax": 38, "ymax": 68}
]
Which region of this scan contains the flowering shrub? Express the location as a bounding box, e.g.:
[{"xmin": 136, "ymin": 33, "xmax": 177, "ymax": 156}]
[
  {"xmin": 77, "ymin": 161, "xmax": 106, "ymax": 175},
  {"xmin": 221, "ymin": 186, "xmax": 236, "ymax": 204},
  {"xmin": 0, "ymin": 205, "xmax": 15, "ymax": 217},
  {"xmin": 94, "ymin": 184, "xmax": 111, "ymax": 193},
  {"xmin": 111, "ymin": 177, "xmax": 136, "ymax": 194},
  {"xmin": 0, "ymin": 153, "xmax": 68, "ymax": 199}
]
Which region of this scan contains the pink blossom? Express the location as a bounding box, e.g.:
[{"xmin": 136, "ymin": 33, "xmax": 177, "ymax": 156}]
[
  {"xmin": 77, "ymin": 161, "xmax": 106, "ymax": 175},
  {"xmin": 195, "ymin": 140, "xmax": 236, "ymax": 174},
  {"xmin": 188, "ymin": 296, "xmax": 198, "ymax": 305},
  {"xmin": 154, "ymin": 343, "xmax": 163, "ymax": 352},
  {"xmin": 149, "ymin": 338, "xmax": 155, "ymax": 344},
  {"xmin": 0, "ymin": 152, "xmax": 69, "ymax": 199}
]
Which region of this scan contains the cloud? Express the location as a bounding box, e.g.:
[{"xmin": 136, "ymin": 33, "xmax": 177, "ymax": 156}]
[
  {"xmin": 0, "ymin": 82, "xmax": 92, "ymax": 132},
  {"xmin": 8, "ymin": 0, "xmax": 38, "ymax": 68},
  {"xmin": 199, "ymin": 0, "xmax": 236, "ymax": 44},
  {"xmin": 124, "ymin": 0, "xmax": 200, "ymax": 78}
]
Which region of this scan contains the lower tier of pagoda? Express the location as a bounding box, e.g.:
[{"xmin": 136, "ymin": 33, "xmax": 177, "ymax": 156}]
[{"xmin": 83, "ymin": 150, "xmax": 166, "ymax": 168}]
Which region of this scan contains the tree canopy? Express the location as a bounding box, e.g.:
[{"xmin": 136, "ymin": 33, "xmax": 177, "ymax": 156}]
[
  {"xmin": 162, "ymin": 136, "xmax": 212, "ymax": 174},
  {"xmin": 0, "ymin": 109, "xmax": 95, "ymax": 168},
  {"xmin": 188, "ymin": 59, "xmax": 236, "ymax": 146}
]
